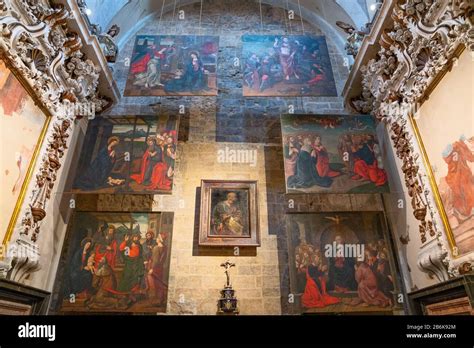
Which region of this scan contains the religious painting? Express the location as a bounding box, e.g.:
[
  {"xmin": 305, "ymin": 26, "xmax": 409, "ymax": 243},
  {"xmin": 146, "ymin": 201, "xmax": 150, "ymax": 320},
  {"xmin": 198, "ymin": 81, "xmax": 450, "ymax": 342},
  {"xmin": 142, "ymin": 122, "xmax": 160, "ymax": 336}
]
[
  {"xmin": 0, "ymin": 60, "xmax": 50, "ymax": 244},
  {"xmin": 124, "ymin": 35, "xmax": 219, "ymax": 96},
  {"xmin": 72, "ymin": 115, "xmax": 179, "ymax": 194},
  {"xmin": 281, "ymin": 114, "xmax": 390, "ymax": 194},
  {"xmin": 242, "ymin": 35, "xmax": 337, "ymax": 97},
  {"xmin": 411, "ymin": 49, "xmax": 474, "ymax": 257},
  {"xmin": 199, "ymin": 180, "xmax": 259, "ymax": 246},
  {"xmin": 287, "ymin": 212, "xmax": 399, "ymax": 314},
  {"xmin": 59, "ymin": 212, "xmax": 174, "ymax": 313}
]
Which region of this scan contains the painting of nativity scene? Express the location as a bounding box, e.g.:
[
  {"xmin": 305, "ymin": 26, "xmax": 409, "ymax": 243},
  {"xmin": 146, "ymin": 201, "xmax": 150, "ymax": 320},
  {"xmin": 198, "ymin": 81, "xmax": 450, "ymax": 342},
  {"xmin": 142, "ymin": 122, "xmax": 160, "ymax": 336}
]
[{"xmin": 73, "ymin": 115, "xmax": 178, "ymax": 194}]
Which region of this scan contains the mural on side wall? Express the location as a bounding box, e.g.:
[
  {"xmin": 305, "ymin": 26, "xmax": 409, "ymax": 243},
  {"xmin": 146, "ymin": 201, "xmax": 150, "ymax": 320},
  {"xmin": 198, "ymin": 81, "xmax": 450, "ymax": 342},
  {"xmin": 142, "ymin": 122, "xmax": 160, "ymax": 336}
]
[
  {"xmin": 73, "ymin": 115, "xmax": 178, "ymax": 194},
  {"xmin": 281, "ymin": 114, "xmax": 390, "ymax": 194},
  {"xmin": 59, "ymin": 212, "xmax": 173, "ymax": 313},
  {"xmin": 287, "ymin": 212, "xmax": 398, "ymax": 314},
  {"xmin": 413, "ymin": 50, "xmax": 474, "ymax": 257},
  {"xmin": 437, "ymin": 134, "xmax": 474, "ymax": 255},
  {"xmin": 0, "ymin": 60, "xmax": 48, "ymax": 242},
  {"xmin": 124, "ymin": 35, "xmax": 219, "ymax": 96},
  {"xmin": 242, "ymin": 35, "xmax": 337, "ymax": 97}
]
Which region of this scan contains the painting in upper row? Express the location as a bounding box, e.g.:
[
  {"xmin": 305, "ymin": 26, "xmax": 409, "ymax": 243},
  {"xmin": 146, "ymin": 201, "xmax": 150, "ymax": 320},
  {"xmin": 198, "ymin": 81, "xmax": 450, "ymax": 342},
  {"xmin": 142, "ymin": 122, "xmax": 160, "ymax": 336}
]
[
  {"xmin": 124, "ymin": 35, "xmax": 219, "ymax": 96},
  {"xmin": 281, "ymin": 114, "xmax": 390, "ymax": 194},
  {"xmin": 123, "ymin": 35, "xmax": 337, "ymax": 97},
  {"xmin": 73, "ymin": 115, "xmax": 179, "ymax": 194},
  {"xmin": 242, "ymin": 35, "xmax": 337, "ymax": 97}
]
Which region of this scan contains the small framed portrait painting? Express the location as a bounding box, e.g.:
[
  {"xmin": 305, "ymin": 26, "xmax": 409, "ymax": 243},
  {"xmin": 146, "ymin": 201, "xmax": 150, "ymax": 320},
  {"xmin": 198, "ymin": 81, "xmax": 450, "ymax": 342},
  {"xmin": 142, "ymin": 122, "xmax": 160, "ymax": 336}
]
[{"xmin": 199, "ymin": 180, "xmax": 259, "ymax": 247}]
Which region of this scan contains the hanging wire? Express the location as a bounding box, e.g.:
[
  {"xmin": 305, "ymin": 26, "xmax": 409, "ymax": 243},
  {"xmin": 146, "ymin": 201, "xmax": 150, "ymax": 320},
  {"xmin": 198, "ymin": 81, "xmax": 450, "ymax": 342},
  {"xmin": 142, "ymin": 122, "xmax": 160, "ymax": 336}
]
[
  {"xmin": 172, "ymin": 0, "xmax": 177, "ymax": 22},
  {"xmin": 286, "ymin": 0, "xmax": 292, "ymax": 34},
  {"xmin": 158, "ymin": 0, "xmax": 166, "ymax": 32},
  {"xmin": 259, "ymin": 0, "xmax": 263, "ymax": 31},
  {"xmin": 174, "ymin": 0, "xmax": 179, "ymax": 34},
  {"xmin": 282, "ymin": 2, "xmax": 289, "ymax": 34},
  {"xmin": 297, "ymin": 0, "xmax": 305, "ymax": 34},
  {"xmin": 298, "ymin": 0, "xmax": 305, "ymax": 110},
  {"xmin": 199, "ymin": 0, "xmax": 203, "ymax": 35}
]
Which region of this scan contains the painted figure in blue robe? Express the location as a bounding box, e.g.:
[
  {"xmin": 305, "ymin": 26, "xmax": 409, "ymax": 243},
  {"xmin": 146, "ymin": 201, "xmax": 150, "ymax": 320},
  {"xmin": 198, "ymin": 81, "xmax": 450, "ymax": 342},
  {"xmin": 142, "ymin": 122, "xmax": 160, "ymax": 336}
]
[
  {"xmin": 66, "ymin": 237, "xmax": 94, "ymax": 296},
  {"xmin": 75, "ymin": 136, "xmax": 120, "ymax": 190},
  {"xmin": 287, "ymin": 136, "xmax": 333, "ymax": 188},
  {"xmin": 327, "ymin": 235, "xmax": 357, "ymax": 292},
  {"xmin": 164, "ymin": 51, "xmax": 206, "ymax": 93}
]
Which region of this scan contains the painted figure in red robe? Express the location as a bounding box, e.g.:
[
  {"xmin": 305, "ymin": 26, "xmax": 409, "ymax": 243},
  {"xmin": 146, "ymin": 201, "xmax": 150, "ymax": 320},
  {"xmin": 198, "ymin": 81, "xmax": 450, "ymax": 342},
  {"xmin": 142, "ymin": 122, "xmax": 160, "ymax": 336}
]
[
  {"xmin": 93, "ymin": 225, "xmax": 117, "ymax": 270},
  {"xmin": 131, "ymin": 136, "xmax": 171, "ymax": 190},
  {"xmin": 351, "ymin": 250, "xmax": 391, "ymax": 307},
  {"xmin": 302, "ymin": 252, "xmax": 340, "ymax": 309},
  {"xmin": 443, "ymin": 137, "xmax": 474, "ymax": 218},
  {"xmin": 351, "ymin": 135, "xmax": 387, "ymax": 186},
  {"xmin": 312, "ymin": 135, "xmax": 341, "ymax": 179}
]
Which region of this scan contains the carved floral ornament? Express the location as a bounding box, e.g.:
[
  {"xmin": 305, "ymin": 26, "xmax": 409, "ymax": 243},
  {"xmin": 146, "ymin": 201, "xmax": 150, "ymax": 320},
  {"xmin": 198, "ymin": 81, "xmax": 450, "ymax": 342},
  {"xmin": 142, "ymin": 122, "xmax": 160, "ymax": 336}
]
[
  {"xmin": 0, "ymin": 0, "xmax": 108, "ymax": 281},
  {"xmin": 351, "ymin": 0, "xmax": 473, "ymax": 278}
]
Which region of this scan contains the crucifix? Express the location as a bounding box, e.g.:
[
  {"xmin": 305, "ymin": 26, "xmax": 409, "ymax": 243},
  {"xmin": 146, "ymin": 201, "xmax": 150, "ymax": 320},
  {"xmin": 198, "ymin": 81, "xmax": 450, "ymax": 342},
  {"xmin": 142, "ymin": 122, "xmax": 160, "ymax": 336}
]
[{"xmin": 220, "ymin": 259, "xmax": 235, "ymax": 288}]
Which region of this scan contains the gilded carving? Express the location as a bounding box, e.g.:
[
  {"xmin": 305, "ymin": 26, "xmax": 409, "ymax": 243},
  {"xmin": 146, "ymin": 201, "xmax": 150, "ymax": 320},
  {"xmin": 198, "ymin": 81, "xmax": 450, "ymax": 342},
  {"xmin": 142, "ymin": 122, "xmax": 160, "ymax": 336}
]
[
  {"xmin": 0, "ymin": 0, "xmax": 109, "ymax": 281},
  {"xmin": 351, "ymin": 0, "xmax": 473, "ymax": 277}
]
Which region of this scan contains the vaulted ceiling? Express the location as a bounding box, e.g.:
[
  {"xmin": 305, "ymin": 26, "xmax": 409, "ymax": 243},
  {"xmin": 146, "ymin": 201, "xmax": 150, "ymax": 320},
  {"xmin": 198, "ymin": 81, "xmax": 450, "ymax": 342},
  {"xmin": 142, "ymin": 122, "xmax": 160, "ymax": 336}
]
[{"xmin": 85, "ymin": 0, "xmax": 377, "ymax": 54}]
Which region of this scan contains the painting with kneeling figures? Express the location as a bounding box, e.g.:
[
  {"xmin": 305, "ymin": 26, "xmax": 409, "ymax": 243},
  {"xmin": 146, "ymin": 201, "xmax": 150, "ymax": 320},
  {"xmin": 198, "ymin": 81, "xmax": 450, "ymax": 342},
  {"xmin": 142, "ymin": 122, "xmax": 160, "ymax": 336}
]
[
  {"xmin": 281, "ymin": 114, "xmax": 390, "ymax": 194},
  {"xmin": 72, "ymin": 115, "xmax": 178, "ymax": 194},
  {"xmin": 124, "ymin": 35, "xmax": 219, "ymax": 96},
  {"xmin": 287, "ymin": 212, "xmax": 400, "ymax": 314},
  {"xmin": 59, "ymin": 212, "xmax": 173, "ymax": 313}
]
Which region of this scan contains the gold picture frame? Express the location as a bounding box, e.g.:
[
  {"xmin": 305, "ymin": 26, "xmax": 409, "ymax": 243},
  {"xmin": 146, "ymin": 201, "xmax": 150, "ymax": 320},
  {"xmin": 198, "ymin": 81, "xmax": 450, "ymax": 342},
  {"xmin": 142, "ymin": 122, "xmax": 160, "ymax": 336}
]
[
  {"xmin": 408, "ymin": 115, "xmax": 458, "ymax": 256},
  {"xmin": 407, "ymin": 44, "xmax": 472, "ymax": 259},
  {"xmin": 1, "ymin": 59, "xmax": 51, "ymax": 246},
  {"xmin": 199, "ymin": 180, "xmax": 260, "ymax": 247}
]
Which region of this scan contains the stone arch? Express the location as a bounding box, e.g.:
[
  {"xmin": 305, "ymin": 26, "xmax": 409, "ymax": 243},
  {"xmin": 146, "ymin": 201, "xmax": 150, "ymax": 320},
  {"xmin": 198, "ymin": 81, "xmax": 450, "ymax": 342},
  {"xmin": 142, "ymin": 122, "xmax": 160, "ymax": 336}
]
[{"xmin": 107, "ymin": 0, "xmax": 352, "ymax": 56}]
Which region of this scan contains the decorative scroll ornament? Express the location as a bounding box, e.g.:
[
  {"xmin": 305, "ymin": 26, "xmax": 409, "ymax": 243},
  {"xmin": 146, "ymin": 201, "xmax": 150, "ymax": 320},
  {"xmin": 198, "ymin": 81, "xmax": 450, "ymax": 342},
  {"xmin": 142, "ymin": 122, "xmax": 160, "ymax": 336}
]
[
  {"xmin": 0, "ymin": 0, "xmax": 109, "ymax": 282},
  {"xmin": 351, "ymin": 0, "xmax": 473, "ymax": 279},
  {"xmin": 336, "ymin": 21, "xmax": 370, "ymax": 58}
]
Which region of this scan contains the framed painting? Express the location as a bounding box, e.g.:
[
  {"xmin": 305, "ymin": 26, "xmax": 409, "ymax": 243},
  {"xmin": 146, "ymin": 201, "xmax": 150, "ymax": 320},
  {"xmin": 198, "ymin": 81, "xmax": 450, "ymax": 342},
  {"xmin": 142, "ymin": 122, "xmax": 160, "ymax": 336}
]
[
  {"xmin": 124, "ymin": 35, "xmax": 219, "ymax": 96},
  {"xmin": 199, "ymin": 180, "xmax": 259, "ymax": 247},
  {"xmin": 281, "ymin": 114, "xmax": 390, "ymax": 194},
  {"xmin": 58, "ymin": 211, "xmax": 174, "ymax": 313},
  {"xmin": 410, "ymin": 48, "xmax": 473, "ymax": 258},
  {"xmin": 72, "ymin": 115, "xmax": 179, "ymax": 194},
  {"xmin": 287, "ymin": 212, "xmax": 399, "ymax": 314},
  {"xmin": 242, "ymin": 35, "xmax": 337, "ymax": 97},
  {"xmin": 0, "ymin": 60, "xmax": 50, "ymax": 245}
]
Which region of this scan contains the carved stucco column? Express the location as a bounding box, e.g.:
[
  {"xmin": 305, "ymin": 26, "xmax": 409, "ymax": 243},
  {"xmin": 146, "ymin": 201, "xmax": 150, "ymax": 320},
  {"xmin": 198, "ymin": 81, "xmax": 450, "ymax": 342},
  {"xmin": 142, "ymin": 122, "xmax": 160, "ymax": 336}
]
[
  {"xmin": 350, "ymin": 0, "xmax": 473, "ymax": 279},
  {"xmin": 0, "ymin": 0, "xmax": 109, "ymax": 283}
]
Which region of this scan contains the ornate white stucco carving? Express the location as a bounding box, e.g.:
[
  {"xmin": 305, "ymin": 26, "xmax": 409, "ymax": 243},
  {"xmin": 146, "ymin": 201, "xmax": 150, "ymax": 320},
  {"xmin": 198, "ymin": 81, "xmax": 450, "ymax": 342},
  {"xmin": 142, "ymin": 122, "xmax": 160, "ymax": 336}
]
[
  {"xmin": 0, "ymin": 0, "xmax": 110, "ymax": 282},
  {"xmin": 351, "ymin": 0, "xmax": 473, "ymax": 280}
]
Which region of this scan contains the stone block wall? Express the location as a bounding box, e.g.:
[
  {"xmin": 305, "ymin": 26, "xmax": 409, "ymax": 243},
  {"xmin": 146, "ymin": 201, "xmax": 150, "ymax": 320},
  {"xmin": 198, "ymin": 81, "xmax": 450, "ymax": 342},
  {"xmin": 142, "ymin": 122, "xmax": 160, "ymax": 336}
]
[{"xmin": 50, "ymin": 0, "xmax": 379, "ymax": 315}]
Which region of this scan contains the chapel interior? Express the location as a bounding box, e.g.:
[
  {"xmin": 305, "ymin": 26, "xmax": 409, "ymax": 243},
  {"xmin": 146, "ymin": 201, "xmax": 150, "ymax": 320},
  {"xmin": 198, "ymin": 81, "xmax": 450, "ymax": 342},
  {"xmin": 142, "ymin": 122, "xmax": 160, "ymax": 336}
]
[{"xmin": 0, "ymin": 0, "xmax": 473, "ymax": 316}]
